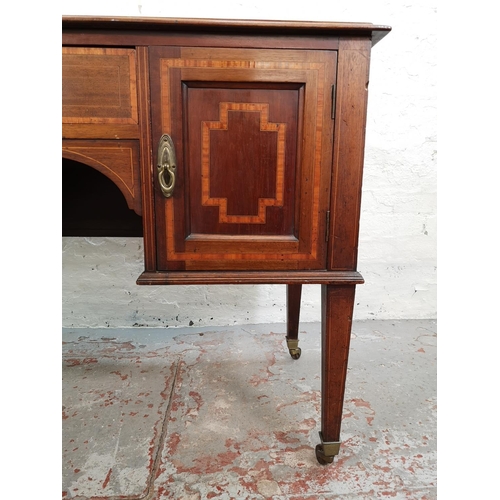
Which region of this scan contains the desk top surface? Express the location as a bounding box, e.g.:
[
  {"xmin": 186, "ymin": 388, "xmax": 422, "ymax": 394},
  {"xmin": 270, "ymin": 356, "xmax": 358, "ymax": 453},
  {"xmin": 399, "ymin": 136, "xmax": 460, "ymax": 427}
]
[{"xmin": 62, "ymin": 16, "xmax": 391, "ymax": 46}]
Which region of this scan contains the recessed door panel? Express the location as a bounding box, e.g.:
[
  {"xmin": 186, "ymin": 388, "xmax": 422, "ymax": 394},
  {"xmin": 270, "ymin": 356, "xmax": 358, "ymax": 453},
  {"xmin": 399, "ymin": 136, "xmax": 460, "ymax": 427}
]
[
  {"xmin": 149, "ymin": 47, "xmax": 337, "ymax": 271},
  {"xmin": 186, "ymin": 84, "xmax": 299, "ymax": 238}
]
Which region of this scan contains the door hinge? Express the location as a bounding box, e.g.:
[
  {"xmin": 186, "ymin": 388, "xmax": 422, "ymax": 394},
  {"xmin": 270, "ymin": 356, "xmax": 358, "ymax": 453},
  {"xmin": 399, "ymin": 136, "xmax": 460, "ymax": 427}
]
[
  {"xmin": 331, "ymin": 84, "xmax": 336, "ymax": 120},
  {"xmin": 325, "ymin": 211, "xmax": 331, "ymax": 241}
]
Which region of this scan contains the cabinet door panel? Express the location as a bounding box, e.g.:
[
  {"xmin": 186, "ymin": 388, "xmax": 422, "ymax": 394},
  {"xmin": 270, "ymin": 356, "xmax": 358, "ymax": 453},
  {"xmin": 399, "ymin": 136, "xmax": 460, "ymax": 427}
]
[{"xmin": 150, "ymin": 47, "xmax": 336, "ymax": 271}]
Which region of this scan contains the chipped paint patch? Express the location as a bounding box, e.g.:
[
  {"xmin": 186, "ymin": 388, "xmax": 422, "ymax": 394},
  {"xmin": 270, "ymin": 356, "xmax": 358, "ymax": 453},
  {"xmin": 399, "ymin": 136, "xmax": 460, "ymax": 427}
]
[
  {"xmin": 62, "ymin": 338, "xmax": 178, "ymax": 498},
  {"xmin": 63, "ymin": 320, "xmax": 436, "ymax": 499}
]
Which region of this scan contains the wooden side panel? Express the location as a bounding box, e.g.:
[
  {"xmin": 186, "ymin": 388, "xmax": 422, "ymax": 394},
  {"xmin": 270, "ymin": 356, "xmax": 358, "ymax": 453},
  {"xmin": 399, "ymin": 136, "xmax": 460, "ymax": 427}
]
[
  {"xmin": 150, "ymin": 47, "xmax": 336, "ymax": 271},
  {"xmin": 328, "ymin": 38, "xmax": 372, "ymax": 270},
  {"xmin": 62, "ymin": 47, "xmax": 139, "ymax": 139},
  {"xmin": 62, "ymin": 140, "xmax": 142, "ymax": 215}
]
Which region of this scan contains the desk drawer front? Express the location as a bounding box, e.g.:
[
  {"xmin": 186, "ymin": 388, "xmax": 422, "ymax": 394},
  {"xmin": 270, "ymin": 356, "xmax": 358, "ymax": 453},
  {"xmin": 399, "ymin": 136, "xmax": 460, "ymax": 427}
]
[{"xmin": 62, "ymin": 47, "xmax": 138, "ymax": 126}]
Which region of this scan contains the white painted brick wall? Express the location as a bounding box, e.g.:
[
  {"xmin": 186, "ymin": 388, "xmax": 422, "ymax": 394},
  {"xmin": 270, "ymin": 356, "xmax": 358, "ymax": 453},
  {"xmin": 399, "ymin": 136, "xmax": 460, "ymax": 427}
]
[{"xmin": 62, "ymin": 0, "xmax": 437, "ymax": 328}]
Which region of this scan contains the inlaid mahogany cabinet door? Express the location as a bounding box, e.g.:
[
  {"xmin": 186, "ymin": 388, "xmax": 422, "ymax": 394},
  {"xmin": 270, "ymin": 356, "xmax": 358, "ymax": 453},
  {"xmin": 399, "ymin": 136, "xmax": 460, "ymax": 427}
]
[{"xmin": 149, "ymin": 47, "xmax": 337, "ymax": 271}]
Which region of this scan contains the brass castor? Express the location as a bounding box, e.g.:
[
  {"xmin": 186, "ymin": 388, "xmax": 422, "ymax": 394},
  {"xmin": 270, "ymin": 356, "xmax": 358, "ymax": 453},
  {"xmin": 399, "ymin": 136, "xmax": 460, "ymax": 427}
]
[
  {"xmin": 315, "ymin": 444, "xmax": 334, "ymax": 465},
  {"xmin": 286, "ymin": 338, "xmax": 301, "ymax": 360}
]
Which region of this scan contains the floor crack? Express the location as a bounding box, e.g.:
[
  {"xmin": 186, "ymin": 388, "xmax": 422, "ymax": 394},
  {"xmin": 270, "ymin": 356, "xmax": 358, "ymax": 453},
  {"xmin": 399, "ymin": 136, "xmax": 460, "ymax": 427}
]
[{"xmin": 139, "ymin": 359, "xmax": 181, "ymax": 500}]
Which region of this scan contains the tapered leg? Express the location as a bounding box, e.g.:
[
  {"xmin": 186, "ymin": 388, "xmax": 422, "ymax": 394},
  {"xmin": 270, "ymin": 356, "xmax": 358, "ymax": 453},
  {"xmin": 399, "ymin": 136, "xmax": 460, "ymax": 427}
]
[
  {"xmin": 286, "ymin": 284, "xmax": 302, "ymax": 359},
  {"xmin": 316, "ymin": 284, "xmax": 356, "ymax": 464}
]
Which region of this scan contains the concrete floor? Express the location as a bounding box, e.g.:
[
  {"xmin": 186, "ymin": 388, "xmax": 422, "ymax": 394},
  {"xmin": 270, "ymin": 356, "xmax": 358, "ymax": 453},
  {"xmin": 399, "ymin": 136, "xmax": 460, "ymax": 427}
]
[{"xmin": 62, "ymin": 319, "xmax": 437, "ymax": 499}]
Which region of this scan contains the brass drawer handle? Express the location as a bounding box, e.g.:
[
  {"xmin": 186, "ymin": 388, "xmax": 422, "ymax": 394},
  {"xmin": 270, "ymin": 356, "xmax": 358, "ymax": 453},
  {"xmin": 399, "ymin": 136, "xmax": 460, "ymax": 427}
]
[{"xmin": 157, "ymin": 134, "xmax": 177, "ymax": 198}]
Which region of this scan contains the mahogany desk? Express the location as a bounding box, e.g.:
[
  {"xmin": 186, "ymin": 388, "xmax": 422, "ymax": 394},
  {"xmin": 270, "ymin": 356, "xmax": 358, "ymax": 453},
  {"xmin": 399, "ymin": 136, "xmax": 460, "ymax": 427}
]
[{"xmin": 62, "ymin": 16, "xmax": 390, "ymax": 464}]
